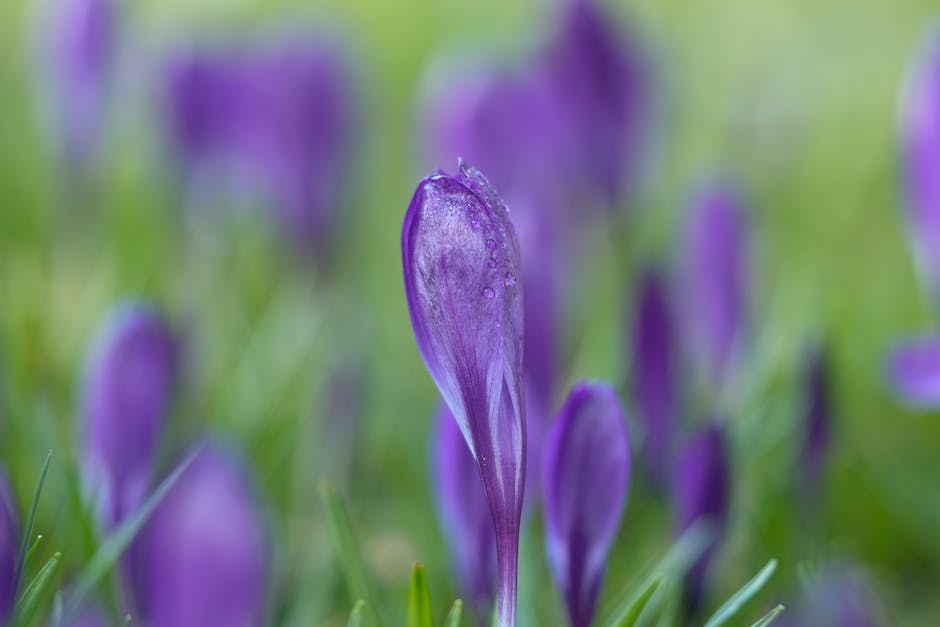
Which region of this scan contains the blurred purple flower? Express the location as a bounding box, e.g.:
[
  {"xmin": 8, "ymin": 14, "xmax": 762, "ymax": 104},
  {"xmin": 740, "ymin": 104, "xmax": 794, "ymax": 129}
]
[
  {"xmin": 680, "ymin": 182, "xmax": 748, "ymax": 388},
  {"xmin": 129, "ymin": 443, "xmax": 268, "ymax": 627},
  {"xmin": 900, "ymin": 29, "xmax": 940, "ymax": 299},
  {"xmin": 81, "ymin": 303, "xmax": 180, "ymax": 528},
  {"xmin": 885, "ymin": 336, "xmax": 940, "ymax": 408},
  {"xmin": 402, "ymin": 161, "xmax": 525, "ymax": 626},
  {"xmin": 42, "ymin": 0, "xmax": 116, "ymax": 166},
  {"xmin": 432, "ymin": 404, "xmax": 496, "ymax": 621},
  {"xmin": 671, "ymin": 421, "xmax": 730, "ymax": 617},
  {"xmin": 542, "ymin": 382, "xmax": 630, "ymax": 627},
  {"xmin": 61, "ymin": 600, "xmax": 108, "ymax": 627},
  {"xmin": 0, "ymin": 470, "xmax": 18, "ymax": 624},
  {"xmin": 629, "ymin": 268, "xmax": 678, "ymax": 486},
  {"xmin": 801, "ymin": 344, "xmax": 830, "ymax": 487},
  {"xmin": 542, "ymin": 0, "xmax": 653, "ymax": 210},
  {"xmin": 164, "ymin": 38, "xmax": 353, "ymax": 255},
  {"xmin": 778, "ymin": 565, "xmax": 883, "ymax": 627}
]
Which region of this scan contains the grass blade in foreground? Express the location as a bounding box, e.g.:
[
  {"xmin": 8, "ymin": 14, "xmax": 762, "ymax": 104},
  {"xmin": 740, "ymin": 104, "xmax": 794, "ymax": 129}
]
[
  {"xmin": 612, "ymin": 575, "xmax": 664, "ymax": 627},
  {"xmin": 347, "ymin": 600, "xmax": 365, "ymax": 627},
  {"xmin": 320, "ymin": 480, "xmax": 381, "ymax": 627},
  {"xmin": 442, "ymin": 600, "xmax": 463, "ymax": 627},
  {"xmin": 14, "ymin": 450, "xmax": 52, "ymax": 597},
  {"xmin": 407, "ymin": 563, "xmax": 432, "ymax": 627},
  {"xmin": 750, "ymin": 604, "xmax": 785, "ymax": 627},
  {"xmin": 703, "ymin": 559, "xmax": 778, "ymax": 627},
  {"xmin": 12, "ymin": 551, "xmax": 61, "ymax": 626},
  {"xmin": 63, "ymin": 450, "xmax": 200, "ymax": 620}
]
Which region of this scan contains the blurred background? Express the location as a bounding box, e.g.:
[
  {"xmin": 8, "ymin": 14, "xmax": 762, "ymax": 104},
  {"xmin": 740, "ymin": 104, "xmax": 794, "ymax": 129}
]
[{"xmin": 0, "ymin": 0, "xmax": 939, "ymax": 625}]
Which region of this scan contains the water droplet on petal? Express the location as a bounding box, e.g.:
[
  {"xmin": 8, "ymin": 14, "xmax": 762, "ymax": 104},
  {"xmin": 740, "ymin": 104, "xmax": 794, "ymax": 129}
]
[
  {"xmin": 488, "ymin": 259, "xmax": 497, "ymax": 268},
  {"xmin": 482, "ymin": 286, "xmax": 495, "ymax": 299},
  {"xmin": 504, "ymin": 272, "xmax": 516, "ymax": 286},
  {"xmin": 486, "ymin": 239, "xmax": 498, "ymax": 249}
]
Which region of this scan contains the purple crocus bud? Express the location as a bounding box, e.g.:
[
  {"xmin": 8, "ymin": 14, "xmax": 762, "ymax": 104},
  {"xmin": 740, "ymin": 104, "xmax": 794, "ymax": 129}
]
[
  {"xmin": 671, "ymin": 422, "xmax": 730, "ymax": 617},
  {"xmin": 886, "ymin": 336, "xmax": 940, "ymax": 408},
  {"xmin": 402, "ymin": 160, "xmax": 525, "ymax": 626},
  {"xmin": 629, "ymin": 268, "xmax": 677, "ymax": 486},
  {"xmin": 129, "ymin": 444, "xmax": 268, "ymax": 627},
  {"xmin": 778, "ymin": 565, "xmax": 883, "ymax": 627},
  {"xmin": 899, "ymin": 29, "xmax": 940, "ymax": 298},
  {"xmin": 0, "ymin": 470, "xmax": 18, "ymax": 624},
  {"xmin": 81, "ymin": 303, "xmax": 180, "ymax": 528},
  {"xmin": 679, "ymin": 182, "xmax": 748, "ymax": 388},
  {"xmin": 542, "ymin": 0, "xmax": 652, "ymax": 210},
  {"xmin": 800, "ymin": 344, "xmax": 830, "ymax": 488},
  {"xmin": 432, "ymin": 404, "xmax": 496, "ymax": 621},
  {"xmin": 164, "ymin": 40, "xmax": 353, "ymax": 257},
  {"xmin": 542, "ymin": 382, "xmax": 630, "ymax": 627},
  {"xmin": 41, "ymin": 0, "xmax": 116, "ymax": 167},
  {"xmin": 61, "ymin": 600, "xmax": 108, "ymax": 627}
]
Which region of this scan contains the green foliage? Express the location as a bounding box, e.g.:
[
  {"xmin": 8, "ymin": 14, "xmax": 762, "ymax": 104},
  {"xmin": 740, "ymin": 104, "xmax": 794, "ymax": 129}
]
[
  {"xmin": 407, "ymin": 563, "xmax": 433, "ymax": 627},
  {"xmin": 609, "ymin": 575, "xmax": 663, "ymax": 627},
  {"xmin": 12, "ymin": 551, "xmax": 61, "ymax": 626},
  {"xmin": 750, "ymin": 604, "xmax": 786, "ymax": 627},
  {"xmin": 442, "ymin": 600, "xmax": 463, "ymax": 627},
  {"xmin": 703, "ymin": 559, "xmax": 779, "ymax": 627},
  {"xmin": 14, "ymin": 450, "xmax": 52, "ymax": 598},
  {"xmin": 347, "ymin": 600, "xmax": 366, "ymax": 627}
]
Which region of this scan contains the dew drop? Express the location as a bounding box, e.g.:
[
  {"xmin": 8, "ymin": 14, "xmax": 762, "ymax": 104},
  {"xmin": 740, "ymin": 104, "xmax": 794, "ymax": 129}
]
[
  {"xmin": 486, "ymin": 239, "xmax": 498, "ymax": 250},
  {"xmin": 470, "ymin": 219, "xmax": 481, "ymax": 230},
  {"xmin": 504, "ymin": 272, "xmax": 516, "ymax": 286},
  {"xmin": 488, "ymin": 259, "xmax": 497, "ymax": 268},
  {"xmin": 482, "ymin": 286, "xmax": 495, "ymax": 299}
]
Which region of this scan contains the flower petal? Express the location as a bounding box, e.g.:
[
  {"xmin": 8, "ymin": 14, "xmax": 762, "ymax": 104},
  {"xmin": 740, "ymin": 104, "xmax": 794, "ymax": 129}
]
[
  {"xmin": 886, "ymin": 336, "xmax": 940, "ymax": 408},
  {"xmin": 543, "ymin": 382, "xmax": 630, "ymax": 627},
  {"xmin": 0, "ymin": 469, "xmax": 18, "ymax": 623}
]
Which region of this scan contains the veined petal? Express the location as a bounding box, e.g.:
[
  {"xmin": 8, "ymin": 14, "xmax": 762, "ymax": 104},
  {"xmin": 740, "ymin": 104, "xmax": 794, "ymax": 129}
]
[
  {"xmin": 886, "ymin": 336, "xmax": 940, "ymax": 408},
  {"xmin": 81, "ymin": 303, "xmax": 180, "ymax": 528},
  {"xmin": 543, "ymin": 382, "xmax": 630, "ymax": 627},
  {"xmin": 432, "ymin": 404, "xmax": 496, "ymax": 620},
  {"xmin": 900, "ymin": 28, "xmax": 940, "ymax": 298}
]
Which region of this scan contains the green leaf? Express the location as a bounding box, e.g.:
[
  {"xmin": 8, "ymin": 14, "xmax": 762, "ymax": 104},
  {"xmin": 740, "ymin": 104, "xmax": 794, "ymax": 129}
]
[
  {"xmin": 703, "ymin": 559, "xmax": 778, "ymax": 627},
  {"xmin": 347, "ymin": 600, "xmax": 366, "ymax": 627},
  {"xmin": 12, "ymin": 551, "xmax": 61, "ymax": 626},
  {"xmin": 612, "ymin": 575, "xmax": 664, "ymax": 627},
  {"xmin": 407, "ymin": 563, "xmax": 432, "ymax": 627},
  {"xmin": 14, "ymin": 450, "xmax": 52, "ymax": 598},
  {"xmin": 442, "ymin": 600, "xmax": 463, "ymax": 627},
  {"xmin": 750, "ymin": 604, "xmax": 786, "ymax": 627},
  {"xmin": 320, "ymin": 480, "xmax": 381, "ymax": 627},
  {"xmin": 63, "ymin": 450, "xmax": 199, "ymax": 621}
]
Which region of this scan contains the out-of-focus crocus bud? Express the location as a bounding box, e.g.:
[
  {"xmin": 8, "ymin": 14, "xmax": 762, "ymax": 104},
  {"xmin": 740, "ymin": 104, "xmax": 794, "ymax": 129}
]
[
  {"xmin": 81, "ymin": 303, "xmax": 179, "ymax": 528},
  {"xmin": 671, "ymin": 422, "xmax": 730, "ymax": 618},
  {"xmin": 886, "ymin": 336, "xmax": 940, "ymax": 408},
  {"xmin": 778, "ymin": 565, "xmax": 883, "ymax": 627},
  {"xmin": 432, "ymin": 404, "xmax": 496, "ymax": 622},
  {"xmin": 899, "ymin": 29, "xmax": 940, "ymax": 300},
  {"xmin": 402, "ymin": 161, "xmax": 525, "ymax": 626},
  {"xmin": 629, "ymin": 268, "xmax": 677, "ymax": 486},
  {"xmin": 163, "ymin": 39, "xmax": 353, "ymax": 257},
  {"xmin": 61, "ymin": 601, "xmax": 108, "ymax": 627},
  {"xmin": 129, "ymin": 443, "xmax": 268, "ymax": 627},
  {"xmin": 542, "ymin": 0, "xmax": 652, "ymax": 211},
  {"xmin": 0, "ymin": 469, "xmax": 18, "ymax": 624},
  {"xmin": 542, "ymin": 383, "xmax": 630, "ymax": 627},
  {"xmin": 40, "ymin": 0, "xmax": 116, "ymax": 169},
  {"xmin": 800, "ymin": 344, "xmax": 830, "ymax": 489},
  {"xmin": 680, "ymin": 182, "xmax": 748, "ymax": 390}
]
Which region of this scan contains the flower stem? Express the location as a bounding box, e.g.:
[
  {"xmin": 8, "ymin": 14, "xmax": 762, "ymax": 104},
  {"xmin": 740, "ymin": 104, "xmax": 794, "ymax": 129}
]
[{"xmin": 493, "ymin": 519, "xmax": 519, "ymax": 627}]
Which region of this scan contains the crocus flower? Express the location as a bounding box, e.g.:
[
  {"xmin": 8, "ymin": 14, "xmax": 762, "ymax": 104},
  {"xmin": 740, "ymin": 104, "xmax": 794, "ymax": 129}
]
[
  {"xmin": 899, "ymin": 28, "xmax": 940, "ymax": 300},
  {"xmin": 0, "ymin": 469, "xmax": 18, "ymax": 623},
  {"xmin": 778, "ymin": 565, "xmax": 883, "ymax": 627},
  {"xmin": 886, "ymin": 30, "xmax": 940, "ymax": 408},
  {"xmin": 432, "ymin": 404, "xmax": 496, "ymax": 621},
  {"xmin": 542, "ymin": 382, "xmax": 630, "ymax": 627},
  {"xmin": 671, "ymin": 421, "xmax": 730, "ymax": 617},
  {"xmin": 129, "ymin": 443, "xmax": 268, "ymax": 627},
  {"xmin": 629, "ymin": 268, "xmax": 677, "ymax": 486},
  {"xmin": 541, "ymin": 0, "xmax": 652, "ymax": 211},
  {"xmin": 800, "ymin": 344, "xmax": 830, "ymax": 488},
  {"xmin": 61, "ymin": 601, "xmax": 108, "ymax": 627},
  {"xmin": 40, "ymin": 0, "xmax": 116, "ymax": 168},
  {"xmin": 402, "ymin": 160, "xmax": 525, "ymax": 626},
  {"xmin": 164, "ymin": 39, "xmax": 353, "ymax": 256},
  {"xmin": 679, "ymin": 182, "xmax": 748, "ymax": 390},
  {"xmin": 81, "ymin": 303, "xmax": 180, "ymax": 528}
]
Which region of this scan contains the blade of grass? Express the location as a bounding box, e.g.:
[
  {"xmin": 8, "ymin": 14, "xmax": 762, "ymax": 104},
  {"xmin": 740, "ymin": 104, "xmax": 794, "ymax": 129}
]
[
  {"xmin": 612, "ymin": 575, "xmax": 664, "ymax": 627},
  {"xmin": 703, "ymin": 559, "xmax": 778, "ymax": 627},
  {"xmin": 63, "ymin": 450, "xmax": 199, "ymax": 620},
  {"xmin": 347, "ymin": 600, "xmax": 365, "ymax": 627},
  {"xmin": 442, "ymin": 600, "xmax": 463, "ymax": 627},
  {"xmin": 14, "ymin": 450, "xmax": 52, "ymax": 597},
  {"xmin": 25, "ymin": 534, "xmax": 43, "ymax": 566},
  {"xmin": 320, "ymin": 480, "xmax": 381, "ymax": 627},
  {"xmin": 12, "ymin": 551, "xmax": 61, "ymax": 626},
  {"xmin": 407, "ymin": 563, "xmax": 432, "ymax": 627},
  {"xmin": 750, "ymin": 604, "xmax": 785, "ymax": 627}
]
